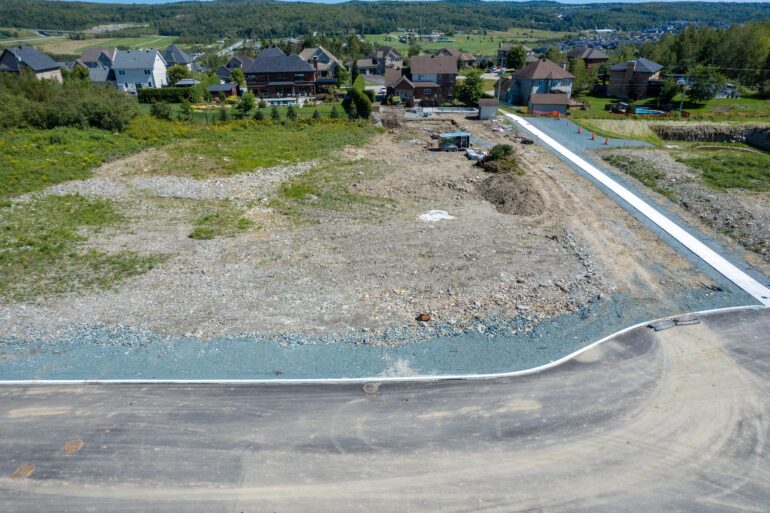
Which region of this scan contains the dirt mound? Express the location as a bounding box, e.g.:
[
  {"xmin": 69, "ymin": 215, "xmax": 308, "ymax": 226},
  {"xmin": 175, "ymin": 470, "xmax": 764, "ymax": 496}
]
[{"xmin": 478, "ymin": 173, "xmax": 545, "ymax": 216}]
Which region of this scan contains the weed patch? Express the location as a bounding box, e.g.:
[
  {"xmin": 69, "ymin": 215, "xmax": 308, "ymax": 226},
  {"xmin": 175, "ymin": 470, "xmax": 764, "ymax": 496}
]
[
  {"xmin": 189, "ymin": 201, "xmax": 252, "ymax": 240},
  {"xmin": 676, "ymin": 149, "xmax": 770, "ymax": 191},
  {"xmin": 0, "ymin": 195, "xmax": 165, "ymax": 301},
  {"xmin": 602, "ymin": 154, "xmax": 675, "ymax": 200}
]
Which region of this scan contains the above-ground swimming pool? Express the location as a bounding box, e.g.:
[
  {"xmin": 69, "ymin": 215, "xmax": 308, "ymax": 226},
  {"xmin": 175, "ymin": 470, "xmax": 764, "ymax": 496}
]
[{"xmin": 635, "ymin": 107, "xmax": 666, "ymax": 115}]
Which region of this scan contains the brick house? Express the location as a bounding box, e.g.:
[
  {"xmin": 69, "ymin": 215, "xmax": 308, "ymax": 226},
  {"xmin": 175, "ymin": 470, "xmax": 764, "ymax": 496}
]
[
  {"xmin": 409, "ymin": 55, "xmax": 458, "ymax": 99},
  {"xmin": 607, "ymin": 57, "xmax": 663, "ymax": 99}
]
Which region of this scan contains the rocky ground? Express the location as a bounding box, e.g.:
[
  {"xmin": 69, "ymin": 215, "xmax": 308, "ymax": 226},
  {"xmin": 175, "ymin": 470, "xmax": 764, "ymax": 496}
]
[
  {"xmin": 601, "ymin": 148, "xmax": 770, "ymax": 276},
  {"xmin": 1, "ymin": 114, "xmax": 720, "ymax": 344}
]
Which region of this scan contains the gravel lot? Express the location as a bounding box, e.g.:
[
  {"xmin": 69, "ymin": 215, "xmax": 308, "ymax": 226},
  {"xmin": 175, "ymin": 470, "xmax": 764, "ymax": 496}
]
[{"xmin": 1, "ymin": 115, "xmax": 722, "ymax": 344}]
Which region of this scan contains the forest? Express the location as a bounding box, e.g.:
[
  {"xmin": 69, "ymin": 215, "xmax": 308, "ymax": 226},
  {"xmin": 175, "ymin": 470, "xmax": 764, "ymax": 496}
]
[{"xmin": 1, "ymin": 1, "xmax": 769, "ymax": 43}]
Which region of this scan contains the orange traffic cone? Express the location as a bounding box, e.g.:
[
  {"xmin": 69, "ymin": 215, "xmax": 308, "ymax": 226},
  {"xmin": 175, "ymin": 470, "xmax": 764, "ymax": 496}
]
[{"xmin": 590, "ymin": 132, "xmax": 595, "ymax": 141}]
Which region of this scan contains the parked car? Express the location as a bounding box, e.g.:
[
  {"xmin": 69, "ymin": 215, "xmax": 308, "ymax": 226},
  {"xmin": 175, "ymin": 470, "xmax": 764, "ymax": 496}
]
[{"xmin": 465, "ymin": 148, "xmax": 486, "ymax": 160}]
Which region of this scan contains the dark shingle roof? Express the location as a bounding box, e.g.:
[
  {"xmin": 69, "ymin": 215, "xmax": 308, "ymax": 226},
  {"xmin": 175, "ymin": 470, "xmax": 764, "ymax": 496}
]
[
  {"xmin": 113, "ymin": 50, "xmax": 163, "ymax": 69},
  {"xmin": 610, "ymin": 57, "xmax": 663, "ymax": 74},
  {"xmin": 246, "ymin": 53, "xmax": 314, "ymax": 74},
  {"xmin": 2, "ymin": 46, "xmax": 60, "ymax": 72},
  {"xmin": 162, "ymin": 45, "xmax": 191, "ymax": 66},
  {"xmin": 511, "ymin": 58, "xmax": 573, "ymax": 80},
  {"xmin": 257, "ymin": 47, "xmax": 286, "ymax": 60},
  {"xmin": 80, "ymin": 47, "xmax": 117, "ymax": 65},
  {"xmin": 88, "ymin": 67, "xmax": 113, "ymax": 83},
  {"xmin": 566, "ymin": 46, "xmax": 608, "ymax": 61},
  {"xmin": 208, "ymin": 82, "xmax": 238, "ymax": 93}
]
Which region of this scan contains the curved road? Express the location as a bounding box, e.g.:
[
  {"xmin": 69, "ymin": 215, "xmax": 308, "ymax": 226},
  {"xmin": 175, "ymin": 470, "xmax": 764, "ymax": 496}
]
[{"xmin": 1, "ymin": 307, "xmax": 768, "ymax": 511}]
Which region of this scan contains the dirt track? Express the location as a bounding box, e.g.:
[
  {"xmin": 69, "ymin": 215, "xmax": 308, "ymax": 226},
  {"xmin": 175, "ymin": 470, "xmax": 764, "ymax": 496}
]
[{"xmin": 0, "ymin": 114, "xmax": 722, "ymax": 341}]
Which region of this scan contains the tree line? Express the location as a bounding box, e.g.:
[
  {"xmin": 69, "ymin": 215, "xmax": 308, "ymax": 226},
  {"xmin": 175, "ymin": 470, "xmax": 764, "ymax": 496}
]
[{"xmin": 1, "ymin": 0, "xmax": 769, "ymax": 44}]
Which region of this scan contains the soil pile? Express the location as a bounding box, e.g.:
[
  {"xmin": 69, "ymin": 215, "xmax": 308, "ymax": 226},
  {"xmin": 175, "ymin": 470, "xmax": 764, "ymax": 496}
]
[{"xmin": 478, "ymin": 173, "xmax": 545, "ymax": 216}]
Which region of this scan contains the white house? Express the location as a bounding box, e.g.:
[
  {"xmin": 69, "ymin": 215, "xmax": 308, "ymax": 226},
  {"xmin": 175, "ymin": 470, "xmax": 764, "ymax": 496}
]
[{"xmin": 112, "ymin": 49, "xmax": 167, "ymax": 93}]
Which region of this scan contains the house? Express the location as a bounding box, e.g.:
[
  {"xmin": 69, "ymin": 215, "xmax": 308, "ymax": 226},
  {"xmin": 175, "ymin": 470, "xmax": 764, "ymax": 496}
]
[
  {"xmin": 497, "ymin": 43, "xmax": 532, "ymax": 68},
  {"xmin": 497, "ymin": 58, "xmax": 573, "ymax": 106},
  {"xmin": 112, "ymin": 49, "xmax": 168, "ymax": 92},
  {"xmin": 434, "ymin": 47, "xmax": 476, "ymax": 68},
  {"xmin": 162, "ymin": 45, "xmax": 193, "ymax": 70},
  {"xmin": 208, "ymin": 82, "xmax": 240, "ymax": 99},
  {"xmin": 78, "ymin": 47, "xmax": 117, "ymax": 69},
  {"xmin": 88, "ymin": 66, "xmax": 115, "ymax": 85},
  {"xmin": 225, "ymin": 55, "xmax": 255, "ymax": 72},
  {"xmin": 298, "ymin": 45, "xmax": 343, "ymax": 78},
  {"xmin": 528, "ymin": 93, "xmax": 569, "ymax": 115},
  {"xmin": 244, "ymin": 48, "xmax": 316, "ymax": 97},
  {"xmin": 565, "ymin": 46, "xmax": 608, "ymax": 70},
  {"xmin": 478, "ymin": 98, "xmax": 498, "ymax": 120},
  {"xmin": 409, "ymin": 54, "xmax": 458, "ymax": 99},
  {"xmin": 175, "ymin": 78, "xmax": 200, "ymax": 87},
  {"xmin": 607, "ymin": 57, "xmax": 663, "ymax": 99},
  {"xmin": 0, "ymin": 46, "xmax": 63, "ymax": 82},
  {"xmin": 357, "ymin": 46, "xmax": 403, "ymax": 75}
]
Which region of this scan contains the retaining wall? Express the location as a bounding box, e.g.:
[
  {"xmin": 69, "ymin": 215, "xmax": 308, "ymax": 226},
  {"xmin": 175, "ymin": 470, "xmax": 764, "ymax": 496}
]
[{"xmin": 650, "ymin": 124, "xmax": 770, "ymax": 151}]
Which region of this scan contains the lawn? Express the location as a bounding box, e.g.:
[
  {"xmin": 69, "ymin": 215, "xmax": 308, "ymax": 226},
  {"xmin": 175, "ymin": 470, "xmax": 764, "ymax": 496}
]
[
  {"xmin": 0, "ymin": 195, "xmax": 165, "ymax": 301},
  {"xmin": 364, "ymin": 28, "xmax": 576, "ymax": 57}
]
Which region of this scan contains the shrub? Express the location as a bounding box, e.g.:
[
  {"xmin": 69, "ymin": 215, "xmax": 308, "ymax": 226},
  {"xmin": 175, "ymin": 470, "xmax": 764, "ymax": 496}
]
[
  {"xmin": 330, "ymin": 104, "xmax": 340, "ymax": 119},
  {"xmin": 488, "ymin": 144, "xmax": 513, "ymax": 161},
  {"xmin": 254, "ymin": 109, "xmax": 264, "ymax": 121},
  {"xmin": 150, "ymin": 101, "xmax": 172, "ymax": 120},
  {"xmin": 286, "ymin": 105, "xmax": 298, "ymax": 120},
  {"xmin": 363, "ymin": 89, "xmax": 375, "ymax": 102},
  {"xmin": 271, "ymin": 106, "xmax": 281, "ymax": 120},
  {"xmin": 342, "ymin": 87, "xmax": 372, "ymax": 119},
  {"xmin": 218, "ymin": 107, "xmax": 229, "ymax": 122},
  {"xmin": 258, "ymin": 99, "xmax": 267, "ymax": 109},
  {"xmin": 137, "ymin": 87, "xmax": 194, "ymax": 104},
  {"xmin": 312, "ymin": 108, "xmax": 321, "ymax": 120}
]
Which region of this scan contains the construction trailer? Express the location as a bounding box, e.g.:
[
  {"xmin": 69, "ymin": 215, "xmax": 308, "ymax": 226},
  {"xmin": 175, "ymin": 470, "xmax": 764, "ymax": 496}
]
[{"xmin": 438, "ymin": 131, "xmax": 471, "ymax": 151}]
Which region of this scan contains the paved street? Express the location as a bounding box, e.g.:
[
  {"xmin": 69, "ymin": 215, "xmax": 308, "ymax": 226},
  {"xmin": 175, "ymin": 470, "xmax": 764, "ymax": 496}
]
[{"xmin": 1, "ymin": 307, "xmax": 768, "ymax": 512}]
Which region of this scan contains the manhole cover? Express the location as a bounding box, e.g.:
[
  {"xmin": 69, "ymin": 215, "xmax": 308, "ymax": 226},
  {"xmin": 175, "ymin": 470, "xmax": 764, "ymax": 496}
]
[
  {"xmin": 363, "ymin": 383, "xmax": 379, "ymax": 395},
  {"xmin": 64, "ymin": 439, "xmax": 84, "ymax": 454},
  {"xmin": 11, "ymin": 464, "xmax": 35, "ymax": 479}
]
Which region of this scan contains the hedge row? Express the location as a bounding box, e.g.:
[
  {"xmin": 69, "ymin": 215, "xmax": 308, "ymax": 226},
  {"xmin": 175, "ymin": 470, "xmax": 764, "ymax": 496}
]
[{"xmin": 137, "ymin": 87, "xmax": 197, "ymax": 104}]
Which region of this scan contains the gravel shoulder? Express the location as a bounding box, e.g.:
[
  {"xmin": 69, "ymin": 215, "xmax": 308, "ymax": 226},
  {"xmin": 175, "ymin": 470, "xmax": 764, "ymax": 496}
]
[{"xmin": 0, "ymin": 115, "xmax": 727, "ymax": 343}]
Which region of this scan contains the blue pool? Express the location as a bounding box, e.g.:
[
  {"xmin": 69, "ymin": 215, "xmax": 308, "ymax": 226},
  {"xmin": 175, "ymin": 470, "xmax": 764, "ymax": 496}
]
[{"xmin": 635, "ymin": 107, "xmax": 666, "ymax": 115}]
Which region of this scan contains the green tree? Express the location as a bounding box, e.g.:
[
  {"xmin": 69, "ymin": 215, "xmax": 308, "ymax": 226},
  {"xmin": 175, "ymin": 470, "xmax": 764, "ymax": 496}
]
[
  {"xmin": 69, "ymin": 65, "xmax": 90, "ymax": 81},
  {"xmin": 258, "ymin": 99, "xmax": 267, "ymax": 109},
  {"xmin": 455, "ymin": 68, "xmax": 483, "ymax": 105},
  {"xmin": 351, "ymin": 61, "xmax": 360, "ymax": 86},
  {"xmin": 271, "ymin": 105, "xmax": 281, "ymax": 120},
  {"xmin": 228, "ymin": 67, "xmax": 245, "ymax": 86},
  {"xmin": 167, "ymin": 64, "xmax": 191, "ymax": 86},
  {"xmin": 312, "ymin": 108, "xmax": 321, "ymax": 119},
  {"xmin": 330, "ymin": 104, "xmax": 340, "ymax": 119},
  {"xmin": 180, "ymin": 98, "xmax": 193, "ymax": 120},
  {"xmin": 687, "ymin": 67, "xmax": 723, "ymax": 104},
  {"xmin": 408, "ymin": 43, "xmax": 422, "ymax": 57},
  {"xmin": 342, "ymin": 87, "xmax": 371, "ymax": 119},
  {"xmin": 505, "ymin": 44, "xmax": 527, "ymax": 70},
  {"xmin": 218, "ymin": 106, "xmax": 229, "ymax": 122},
  {"xmin": 658, "ymin": 78, "xmax": 679, "ymax": 107},
  {"xmin": 333, "ymin": 63, "xmax": 349, "ymax": 88},
  {"xmin": 254, "ymin": 108, "xmax": 265, "ymax": 121},
  {"xmin": 150, "ymin": 101, "xmax": 172, "ymax": 120},
  {"xmin": 568, "ymin": 57, "xmax": 590, "ymax": 95},
  {"xmin": 286, "ymin": 105, "xmax": 298, "ymax": 120},
  {"xmin": 543, "ymin": 47, "xmax": 564, "ymax": 63},
  {"xmin": 237, "ymin": 92, "xmax": 256, "ymax": 117}
]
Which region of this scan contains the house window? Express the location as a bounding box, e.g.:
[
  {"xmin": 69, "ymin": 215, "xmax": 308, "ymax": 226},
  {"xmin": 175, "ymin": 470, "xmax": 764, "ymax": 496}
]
[
  {"xmin": 118, "ymin": 70, "xmax": 125, "ymax": 76},
  {"xmin": 294, "ymin": 73, "xmax": 305, "ymax": 79},
  {"xmin": 144, "ymin": 70, "xmax": 151, "ymax": 75}
]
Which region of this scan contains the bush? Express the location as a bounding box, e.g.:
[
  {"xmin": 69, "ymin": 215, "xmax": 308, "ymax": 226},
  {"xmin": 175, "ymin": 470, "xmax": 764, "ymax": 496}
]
[
  {"xmin": 363, "ymin": 89, "xmax": 375, "ymax": 102},
  {"xmin": 286, "ymin": 105, "xmax": 298, "ymax": 121},
  {"xmin": 330, "ymin": 104, "xmax": 340, "ymax": 119},
  {"xmin": 218, "ymin": 107, "xmax": 229, "ymax": 122},
  {"xmin": 342, "ymin": 87, "xmax": 372, "ymax": 119},
  {"xmin": 150, "ymin": 101, "xmax": 172, "ymax": 120},
  {"xmin": 488, "ymin": 144, "xmax": 513, "ymax": 160},
  {"xmin": 258, "ymin": 99, "xmax": 267, "ymax": 109},
  {"xmin": 137, "ymin": 87, "xmax": 195, "ymax": 104},
  {"xmin": 254, "ymin": 108, "xmax": 264, "ymax": 121},
  {"xmin": 312, "ymin": 108, "xmax": 321, "ymax": 120}
]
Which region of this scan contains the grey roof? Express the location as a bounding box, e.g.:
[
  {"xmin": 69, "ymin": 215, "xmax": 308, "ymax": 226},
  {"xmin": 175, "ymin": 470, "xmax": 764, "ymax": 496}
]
[
  {"xmin": 208, "ymin": 82, "xmax": 238, "ymax": 93},
  {"xmin": 113, "ymin": 50, "xmax": 164, "ymax": 70},
  {"xmin": 566, "ymin": 46, "xmax": 608, "ymax": 61},
  {"xmin": 162, "ymin": 45, "xmax": 191, "ymax": 66},
  {"xmin": 2, "ymin": 46, "xmax": 59, "ymax": 72},
  {"xmin": 257, "ymin": 47, "xmax": 286, "ymax": 60},
  {"xmin": 610, "ymin": 57, "xmax": 663, "ymax": 74},
  {"xmin": 80, "ymin": 47, "xmax": 117, "ymax": 65},
  {"xmin": 246, "ymin": 53, "xmax": 314, "ymax": 74},
  {"xmin": 88, "ymin": 67, "xmax": 113, "ymax": 83},
  {"xmin": 175, "ymin": 78, "xmax": 200, "ymax": 86}
]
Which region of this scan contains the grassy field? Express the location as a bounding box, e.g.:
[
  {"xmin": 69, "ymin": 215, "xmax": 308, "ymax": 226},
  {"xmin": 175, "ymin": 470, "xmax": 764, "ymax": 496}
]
[
  {"xmin": 139, "ymin": 102, "xmax": 340, "ymax": 123},
  {"xmin": 364, "ymin": 28, "xmax": 576, "ymax": 56},
  {"xmin": 21, "ymin": 35, "xmax": 176, "ymax": 54},
  {"xmin": 0, "ymin": 195, "xmax": 165, "ymax": 301},
  {"xmin": 673, "ymin": 146, "xmax": 770, "ymax": 191}
]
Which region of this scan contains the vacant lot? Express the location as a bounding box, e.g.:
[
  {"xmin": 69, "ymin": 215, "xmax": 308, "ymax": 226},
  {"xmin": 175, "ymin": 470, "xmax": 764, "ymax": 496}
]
[{"xmin": 0, "ymin": 113, "xmax": 720, "ymax": 343}]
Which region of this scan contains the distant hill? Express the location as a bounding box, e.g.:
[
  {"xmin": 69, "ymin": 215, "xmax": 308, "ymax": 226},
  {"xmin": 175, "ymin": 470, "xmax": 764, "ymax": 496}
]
[{"xmin": 2, "ymin": 0, "xmax": 769, "ymax": 43}]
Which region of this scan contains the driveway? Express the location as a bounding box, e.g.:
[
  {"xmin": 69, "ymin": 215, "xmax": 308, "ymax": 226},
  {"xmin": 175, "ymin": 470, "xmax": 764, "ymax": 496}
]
[{"xmin": 1, "ymin": 307, "xmax": 767, "ymax": 511}]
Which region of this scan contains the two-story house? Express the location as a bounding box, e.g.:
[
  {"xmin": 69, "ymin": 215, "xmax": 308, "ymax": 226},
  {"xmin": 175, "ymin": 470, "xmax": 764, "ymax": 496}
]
[
  {"xmin": 298, "ymin": 45, "xmax": 343, "ymax": 78},
  {"xmin": 607, "ymin": 58, "xmax": 663, "ymax": 99},
  {"xmin": 0, "ymin": 46, "xmax": 63, "ymax": 82},
  {"xmin": 244, "ymin": 48, "xmax": 316, "ymax": 97},
  {"xmin": 565, "ymin": 46, "xmax": 609, "ymax": 71},
  {"xmin": 409, "ymin": 55, "xmax": 458, "ymax": 99},
  {"xmin": 161, "ymin": 45, "xmax": 193, "ymax": 70},
  {"xmin": 78, "ymin": 47, "xmax": 117, "ymax": 69},
  {"xmin": 497, "ymin": 58, "xmax": 573, "ymax": 106},
  {"xmin": 356, "ymin": 46, "xmax": 403, "ymax": 75},
  {"xmin": 112, "ymin": 49, "xmax": 168, "ymax": 93},
  {"xmin": 434, "ymin": 47, "xmax": 476, "ymax": 68}
]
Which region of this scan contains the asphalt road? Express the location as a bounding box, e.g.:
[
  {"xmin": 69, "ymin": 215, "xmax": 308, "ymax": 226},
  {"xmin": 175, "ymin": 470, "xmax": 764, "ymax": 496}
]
[{"xmin": 1, "ymin": 307, "xmax": 768, "ymax": 512}]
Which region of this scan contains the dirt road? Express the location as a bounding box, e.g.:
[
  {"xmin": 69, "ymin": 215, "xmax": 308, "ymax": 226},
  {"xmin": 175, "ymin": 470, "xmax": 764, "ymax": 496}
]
[{"xmin": 1, "ymin": 307, "xmax": 767, "ymax": 511}]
